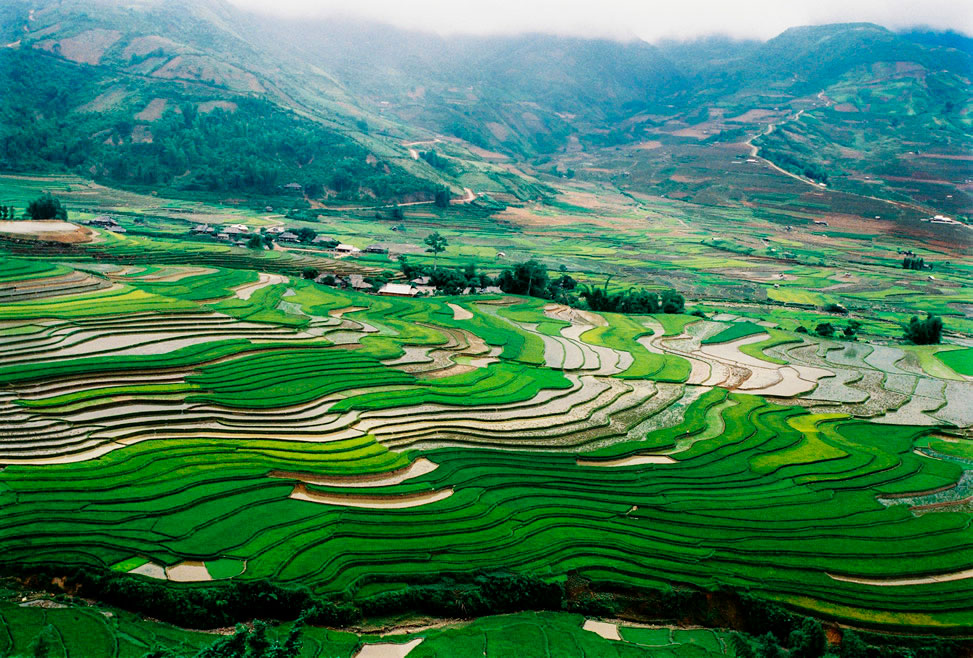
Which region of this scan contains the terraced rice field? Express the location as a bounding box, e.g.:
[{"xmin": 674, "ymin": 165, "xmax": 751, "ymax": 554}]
[{"xmin": 0, "ymin": 251, "xmax": 971, "ymax": 638}]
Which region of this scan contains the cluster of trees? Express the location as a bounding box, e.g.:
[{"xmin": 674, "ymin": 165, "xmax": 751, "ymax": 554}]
[
  {"xmin": 400, "ymin": 256, "xmax": 493, "ymax": 295},
  {"xmin": 434, "ymin": 186, "xmax": 451, "ymax": 208},
  {"xmin": 0, "ymin": 205, "xmax": 17, "ymax": 219},
  {"xmin": 904, "ymin": 314, "xmax": 943, "ymax": 344},
  {"xmin": 419, "ymin": 150, "xmax": 450, "ymax": 171},
  {"xmin": 800, "ymin": 319, "xmax": 861, "ymax": 340},
  {"xmin": 902, "ymin": 256, "xmax": 927, "ymax": 270},
  {"xmin": 397, "ymin": 255, "xmax": 689, "ymax": 315},
  {"xmin": 730, "ymin": 617, "xmax": 827, "ymax": 658},
  {"xmin": 580, "ymin": 280, "xmax": 685, "ymax": 314},
  {"xmin": 495, "ymin": 259, "xmax": 577, "ymax": 301},
  {"xmin": 247, "ymin": 234, "xmax": 275, "ymax": 250},
  {"xmin": 25, "ymin": 194, "xmax": 68, "ymax": 220},
  {"xmin": 760, "ymin": 148, "xmax": 830, "ymax": 184}
]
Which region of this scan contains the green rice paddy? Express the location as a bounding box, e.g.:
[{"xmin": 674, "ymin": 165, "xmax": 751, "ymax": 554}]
[{"xmin": 0, "ymin": 173, "xmax": 971, "ymax": 651}]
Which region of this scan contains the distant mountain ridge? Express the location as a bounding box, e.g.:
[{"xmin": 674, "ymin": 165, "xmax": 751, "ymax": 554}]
[{"xmin": 0, "ymin": 0, "xmax": 970, "ymax": 212}]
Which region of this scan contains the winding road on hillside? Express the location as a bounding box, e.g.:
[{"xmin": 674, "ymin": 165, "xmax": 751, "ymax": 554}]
[{"xmin": 745, "ymin": 92, "xmax": 944, "ymax": 219}]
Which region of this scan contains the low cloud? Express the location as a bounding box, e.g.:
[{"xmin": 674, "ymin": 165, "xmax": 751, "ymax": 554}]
[{"xmin": 228, "ymin": 0, "xmax": 972, "ymax": 41}]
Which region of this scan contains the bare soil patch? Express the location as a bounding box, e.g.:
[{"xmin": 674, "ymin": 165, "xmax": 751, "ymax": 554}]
[
  {"xmin": 828, "ymin": 568, "xmax": 973, "ymax": 587},
  {"xmin": 582, "ymin": 619, "xmax": 621, "ymax": 640},
  {"xmin": 0, "ymin": 221, "xmax": 92, "ymax": 243},
  {"xmin": 290, "ymin": 484, "xmax": 453, "ymax": 509},
  {"xmin": 271, "ymin": 458, "xmax": 438, "ymax": 488},
  {"xmin": 576, "ymin": 454, "xmax": 675, "ymax": 467},
  {"xmin": 354, "ymin": 639, "xmax": 424, "ymax": 658}
]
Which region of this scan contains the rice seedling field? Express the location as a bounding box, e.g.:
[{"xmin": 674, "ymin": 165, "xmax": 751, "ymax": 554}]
[
  {"xmin": 1, "ymin": 238, "xmax": 971, "ymax": 632},
  {"xmin": 0, "ymin": 173, "xmax": 971, "ymax": 652}
]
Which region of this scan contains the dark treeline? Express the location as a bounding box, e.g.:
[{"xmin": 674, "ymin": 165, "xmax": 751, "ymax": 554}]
[{"xmin": 4, "ymin": 565, "xmax": 967, "ymax": 658}]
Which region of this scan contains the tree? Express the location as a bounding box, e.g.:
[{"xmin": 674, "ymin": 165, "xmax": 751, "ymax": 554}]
[
  {"xmin": 296, "ymin": 227, "xmax": 317, "ymax": 243},
  {"xmin": 193, "ymin": 617, "xmax": 304, "ymax": 658},
  {"xmin": 788, "ymin": 617, "xmax": 827, "ymax": 658},
  {"xmin": 753, "ymin": 633, "xmax": 787, "ymax": 658},
  {"xmin": 424, "ymin": 231, "xmax": 448, "ymax": 266},
  {"xmin": 26, "ymin": 194, "xmax": 67, "ymax": 220},
  {"xmin": 661, "ymin": 289, "xmax": 685, "ymax": 314},
  {"xmin": 838, "ymin": 629, "xmax": 868, "ymax": 658},
  {"xmin": 902, "ymin": 256, "xmax": 925, "ymax": 270},
  {"xmin": 434, "ymin": 186, "xmax": 451, "ymax": 208},
  {"xmin": 842, "ymin": 320, "xmax": 861, "ymax": 340},
  {"xmin": 730, "ymin": 633, "xmax": 756, "ymax": 658},
  {"xmin": 497, "ymin": 259, "xmax": 549, "ymax": 298},
  {"xmin": 815, "ymin": 322, "xmax": 835, "ymax": 338},
  {"xmin": 301, "ymin": 267, "xmax": 319, "ymax": 280},
  {"xmin": 246, "ymin": 235, "xmax": 264, "ymax": 250},
  {"xmin": 904, "ymin": 315, "xmax": 942, "ymax": 345}
]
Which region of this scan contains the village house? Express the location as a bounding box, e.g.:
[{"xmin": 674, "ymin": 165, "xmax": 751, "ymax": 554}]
[
  {"xmin": 335, "ymin": 244, "xmax": 361, "ymax": 255},
  {"xmin": 264, "ymin": 226, "xmax": 285, "ymax": 234},
  {"xmin": 364, "ymin": 244, "xmax": 390, "ymax": 255},
  {"xmin": 277, "ymin": 231, "xmax": 300, "ymax": 242},
  {"xmin": 88, "ymin": 215, "xmax": 119, "ymax": 228},
  {"xmin": 346, "ymin": 274, "xmax": 372, "ymax": 291},
  {"xmin": 377, "ymin": 282, "xmax": 418, "ymax": 297},
  {"xmin": 312, "ymin": 236, "xmax": 338, "ymax": 246}
]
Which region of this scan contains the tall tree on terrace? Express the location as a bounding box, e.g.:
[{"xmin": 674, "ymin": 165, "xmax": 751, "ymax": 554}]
[{"xmin": 424, "ymin": 231, "xmax": 448, "ymax": 267}]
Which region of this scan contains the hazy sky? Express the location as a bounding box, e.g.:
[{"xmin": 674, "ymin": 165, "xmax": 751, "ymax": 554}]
[{"xmin": 228, "ymin": 0, "xmax": 972, "ymax": 41}]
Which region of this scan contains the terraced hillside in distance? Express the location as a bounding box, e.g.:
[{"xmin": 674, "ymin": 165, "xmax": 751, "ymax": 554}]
[{"xmin": 0, "ymin": 2, "xmax": 972, "ymax": 656}]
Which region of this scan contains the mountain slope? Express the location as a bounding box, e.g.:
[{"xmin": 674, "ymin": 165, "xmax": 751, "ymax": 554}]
[{"xmin": 1, "ymin": 1, "xmax": 970, "ymax": 217}]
